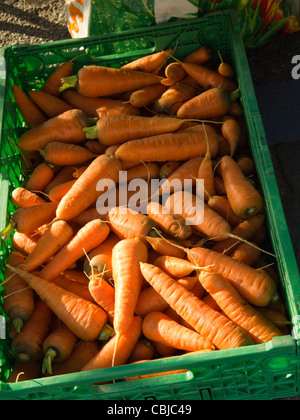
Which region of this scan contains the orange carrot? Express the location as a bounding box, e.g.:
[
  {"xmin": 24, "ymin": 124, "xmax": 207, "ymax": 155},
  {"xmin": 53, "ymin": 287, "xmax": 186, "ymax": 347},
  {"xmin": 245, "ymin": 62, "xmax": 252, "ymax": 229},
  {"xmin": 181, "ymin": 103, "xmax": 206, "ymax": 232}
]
[
  {"xmin": 71, "ymin": 207, "xmax": 102, "ymax": 226},
  {"xmin": 11, "ymin": 187, "xmax": 46, "ymax": 207},
  {"xmin": 25, "ymin": 162, "xmax": 54, "ymax": 192},
  {"xmin": 42, "ymin": 141, "xmax": 97, "ymax": 166},
  {"xmin": 220, "ymin": 155, "xmax": 264, "ymax": 219},
  {"xmin": 125, "ymin": 162, "xmax": 160, "ymax": 183},
  {"xmin": 11, "ymin": 298, "xmax": 53, "ymax": 363},
  {"xmin": 112, "ymin": 239, "xmax": 148, "ymax": 337},
  {"xmin": 44, "ymin": 165, "xmax": 76, "ymax": 195},
  {"xmin": 2, "ymin": 252, "xmax": 35, "ymax": 333},
  {"xmin": 20, "ymin": 220, "xmax": 74, "ymax": 272},
  {"xmin": 129, "ymin": 83, "xmax": 168, "ymax": 108},
  {"xmin": 120, "ymin": 49, "xmax": 172, "ymax": 72},
  {"xmin": 81, "ymin": 316, "xmax": 142, "ymax": 371},
  {"xmin": 140, "ymin": 262, "xmax": 253, "ymax": 350},
  {"xmin": 161, "ymin": 62, "xmax": 187, "ymax": 86},
  {"xmin": 40, "ymin": 60, "xmax": 74, "ymax": 97},
  {"xmin": 145, "ymin": 235, "xmax": 186, "ymax": 259},
  {"xmin": 115, "ymin": 124, "xmax": 219, "ymax": 162},
  {"xmin": 52, "ymin": 274, "xmax": 95, "ymax": 303},
  {"xmin": 198, "ymin": 268, "xmax": 283, "ymax": 344},
  {"xmin": 39, "ymin": 219, "xmax": 110, "ymax": 281},
  {"xmin": 61, "ymin": 89, "xmax": 140, "ymax": 118},
  {"xmin": 217, "ymin": 51, "xmax": 235, "ymax": 79},
  {"xmin": 159, "ymin": 161, "xmax": 181, "ymax": 179},
  {"xmin": 183, "ymin": 46, "xmax": 212, "ymax": 65},
  {"xmin": 12, "ymin": 84, "xmax": 47, "ymax": 128},
  {"xmin": 84, "ymin": 140, "xmax": 106, "ymax": 155},
  {"xmin": 88, "ymin": 276, "xmax": 115, "ymax": 325},
  {"xmin": 188, "ymin": 247, "xmax": 277, "ymax": 307},
  {"xmin": 11, "ymin": 232, "xmax": 41, "ymax": 256},
  {"xmin": 61, "ymin": 65, "xmax": 163, "ymax": 98},
  {"xmin": 142, "ymin": 311, "xmax": 215, "ymax": 351},
  {"xmin": 18, "ymin": 109, "xmax": 93, "ymax": 151},
  {"xmin": 197, "ymin": 126, "xmax": 215, "ymax": 201},
  {"xmin": 206, "ymin": 194, "xmax": 242, "ymax": 229},
  {"xmin": 6, "ymin": 266, "xmax": 108, "ymax": 342},
  {"xmin": 154, "ymin": 255, "xmax": 195, "ymax": 278},
  {"xmin": 47, "ymin": 179, "xmax": 77, "ymax": 202},
  {"xmin": 221, "ymin": 116, "xmax": 240, "ymax": 157},
  {"xmin": 84, "ymin": 114, "xmax": 185, "ymax": 146},
  {"xmin": 55, "ymin": 154, "xmax": 122, "ymax": 221},
  {"xmin": 230, "ymin": 242, "xmax": 261, "ymax": 266},
  {"xmin": 147, "ymin": 202, "xmax": 192, "ymax": 240},
  {"xmin": 28, "ymin": 90, "xmax": 72, "ymax": 118},
  {"xmin": 42, "ymin": 322, "xmax": 78, "ymax": 374}
]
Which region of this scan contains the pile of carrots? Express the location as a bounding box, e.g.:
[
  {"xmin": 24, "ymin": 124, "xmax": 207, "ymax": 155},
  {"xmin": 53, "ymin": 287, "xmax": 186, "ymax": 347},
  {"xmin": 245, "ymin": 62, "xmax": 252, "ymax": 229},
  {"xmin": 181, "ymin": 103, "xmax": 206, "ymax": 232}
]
[{"xmin": 1, "ymin": 43, "xmax": 291, "ymax": 385}]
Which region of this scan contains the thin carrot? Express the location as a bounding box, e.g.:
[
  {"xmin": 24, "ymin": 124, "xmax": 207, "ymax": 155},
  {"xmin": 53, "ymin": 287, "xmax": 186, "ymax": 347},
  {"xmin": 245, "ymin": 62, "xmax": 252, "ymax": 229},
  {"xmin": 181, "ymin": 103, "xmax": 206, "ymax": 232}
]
[
  {"xmin": 61, "ymin": 65, "xmax": 163, "ymax": 98},
  {"xmin": 129, "ymin": 83, "xmax": 168, "ymax": 108},
  {"xmin": 197, "ymin": 125, "xmax": 215, "ymax": 201},
  {"xmin": 20, "ymin": 220, "xmax": 74, "ymax": 272},
  {"xmin": 12, "ymin": 84, "xmax": 48, "ymax": 128},
  {"xmin": 115, "ymin": 124, "xmax": 219, "ymax": 162},
  {"xmin": 40, "ymin": 60, "xmax": 74, "ymax": 97},
  {"xmin": 11, "ymin": 187, "xmax": 46, "ymax": 207},
  {"xmin": 139, "ymin": 262, "xmax": 253, "ymax": 350},
  {"xmin": 84, "ymin": 114, "xmax": 185, "ymax": 146},
  {"xmin": 39, "ymin": 219, "xmax": 110, "ymax": 281},
  {"xmin": 220, "ymin": 155, "xmax": 264, "ymax": 219},
  {"xmin": 55, "ymin": 154, "xmax": 122, "ymax": 221},
  {"xmin": 221, "ymin": 116, "xmax": 241, "ymax": 157},
  {"xmin": 80, "ymin": 316, "xmax": 142, "ymax": 371},
  {"xmin": 50, "ymin": 340, "xmax": 100, "ymax": 376},
  {"xmin": 154, "ymin": 255, "xmax": 195, "ymax": 278},
  {"xmin": 198, "ymin": 268, "xmax": 283, "ymax": 344},
  {"xmin": 112, "ymin": 239, "xmax": 148, "ymax": 337},
  {"xmin": 28, "ymin": 90, "xmax": 73, "ymax": 118},
  {"xmin": 147, "ymin": 202, "xmax": 192, "ymax": 240},
  {"xmin": 88, "ymin": 275, "xmax": 115, "ymax": 325},
  {"xmin": 11, "ymin": 298, "xmax": 53, "ymax": 363},
  {"xmin": 61, "ymin": 89, "xmax": 141, "ymax": 118},
  {"xmin": 6, "ymin": 266, "xmax": 108, "ymax": 342},
  {"xmin": 183, "ymin": 46, "xmax": 212, "ymax": 65},
  {"xmin": 42, "ymin": 142, "xmax": 97, "ymax": 166},
  {"xmin": 2, "ymin": 252, "xmax": 35, "ymax": 333},
  {"xmin": 120, "ymin": 49, "xmax": 172, "ymax": 72},
  {"xmin": 142, "ymin": 311, "xmax": 215, "ymax": 351},
  {"xmin": 42, "ymin": 322, "xmax": 78, "ymax": 374},
  {"xmin": 188, "ymin": 247, "xmax": 277, "ymax": 307},
  {"xmin": 25, "ymin": 162, "xmax": 54, "ymax": 192},
  {"xmin": 17, "ymin": 109, "xmax": 93, "ymax": 151}
]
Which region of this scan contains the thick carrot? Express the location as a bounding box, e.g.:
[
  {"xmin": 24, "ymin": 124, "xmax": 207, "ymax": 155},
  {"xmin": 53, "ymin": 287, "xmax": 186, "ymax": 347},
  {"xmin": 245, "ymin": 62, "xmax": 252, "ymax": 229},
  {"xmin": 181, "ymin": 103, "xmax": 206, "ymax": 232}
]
[
  {"xmin": 120, "ymin": 49, "xmax": 172, "ymax": 72},
  {"xmin": 198, "ymin": 268, "xmax": 283, "ymax": 344},
  {"xmin": 129, "ymin": 83, "xmax": 168, "ymax": 108},
  {"xmin": 135, "ymin": 276, "xmax": 198, "ymax": 317},
  {"xmin": 177, "ymin": 87, "xmax": 237, "ymax": 119},
  {"xmin": 17, "ymin": 109, "xmax": 93, "ymax": 151},
  {"xmin": 114, "ymin": 124, "xmax": 219, "ymax": 162},
  {"xmin": 47, "ymin": 179, "xmax": 77, "ymax": 202},
  {"xmin": 42, "ymin": 322, "xmax": 78, "ymax": 374},
  {"xmin": 84, "ymin": 114, "xmax": 185, "ymax": 146},
  {"xmin": 21, "ymin": 220, "xmax": 74, "ymax": 272},
  {"xmin": 11, "ymin": 187, "xmax": 46, "ymax": 207},
  {"xmin": 139, "ymin": 262, "xmax": 253, "ymax": 350},
  {"xmin": 106, "ymin": 206, "xmax": 158, "ymax": 242},
  {"xmin": 230, "ymin": 242, "xmax": 261, "ymax": 266},
  {"xmin": 9, "ymin": 201, "xmax": 58, "ymax": 234},
  {"xmin": 142, "ymin": 311, "xmax": 215, "ymax": 351},
  {"xmin": 11, "ymin": 231, "xmax": 40, "ymax": 256},
  {"xmin": 88, "ymin": 276, "xmax": 115, "ymax": 325},
  {"xmin": 61, "ymin": 89, "xmax": 140, "ymax": 118},
  {"xmin": 128, "ymin": 338, "xmax": 155, "ymax": 363},
  {"xmin": 71, "ymin": 207, "xmax": 102, "ymax": 226},
  {"xmin": 55, "ymin": 154, "xmax": 122, "ymax": 221},
  {"xmin": 206, "ymin": 194, "xmax": 242, "ymax": 229},
  {"xmin": 11, "ymin": 298, "xmax": 53, "ymax": 363},
  {"xmin": 12, "ymin": 84, "xmax": 47, "ymax": 128},
  {"xmin": 162, "ymin": 62, "xmax": 187, "ymax": 86},
  {"xmin": 50, "ymin": 340, "xmax": 100, "ymax": 376},
  {"xmin": 220, "ymin": 155, "xmax": 264, "ymax": 218},
  {"xmin": 42, "ymin": 142, "xmax": 97, "ymax": 166},
  {"xmin": 84, "ymin": 140, "xmax": 106, "ymax": 155},
  {"xmin": 147, "ymin": 202, "xmax": 192, "ymax": 240},
  {"xmin": 6, "ymin": 266, "xmax": 108, "ymax": 342},
  {"xmin": 39, "ymin": 219, "xmax": 110, "ymax": 281},
  {"xmin": 183, "ymin": 46, "xmax": 212, "ymax": 65},
  {"xmin": 28, "ymin": 90, "xmax": 73, "ymax": 118},
  {"xmin": 61, "ymin": 65, "xmax": 163, "ymax": 98},
  {"xmin": 25, "ymin": 162, "xmax": 54, "ymax": 192},
  {"xmin": 112, "ymin": 239, "xmax": 148, "ymax": 337},
  {"xmin": 221, "ymin": 116, "xmax": 241, "ymax": 157},
  {"xmin": 145, "ymin": 236, "xmax": 186, "ymax": 259},
  {"xmin": 188, "ymin": 247, "xmax": 277, "ymax": 307},
  {"xmin": 81, "ymin": 316, "xmax": 142, "ymax": 371},
  {"xmin": 2, "ymin": 252, "xmax": 35, "ymax": 333},
  {"xmin": 40, "ymin": 60, "xmax": 74, "ymax": 97}
]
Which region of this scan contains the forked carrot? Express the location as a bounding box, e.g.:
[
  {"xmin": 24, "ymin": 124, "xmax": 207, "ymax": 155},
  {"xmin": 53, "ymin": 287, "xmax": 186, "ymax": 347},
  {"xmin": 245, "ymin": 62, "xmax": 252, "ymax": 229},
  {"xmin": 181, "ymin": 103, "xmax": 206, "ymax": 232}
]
[
  {"xmin": 198, "ymin": 268, "xmax": 283, "ymax": 344},
  {"xmin": 6, "ymin": 266, "xmax": 108, "ymax": 342},
  {"xmin": 12, "ymin": 84, "xmax": 47, "ymax": 128},
  {"xmin": 139, "ymin": 263, "xmax": 253, "ymax": 350}
]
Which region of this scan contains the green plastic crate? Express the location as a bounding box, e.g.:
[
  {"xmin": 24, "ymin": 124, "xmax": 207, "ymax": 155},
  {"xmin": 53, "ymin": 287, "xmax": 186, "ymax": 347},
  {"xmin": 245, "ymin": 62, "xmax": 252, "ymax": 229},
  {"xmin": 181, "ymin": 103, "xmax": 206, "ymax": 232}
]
[{"xmin": 0, "ymin": 10, "xmax": 300, "ymax": 400}]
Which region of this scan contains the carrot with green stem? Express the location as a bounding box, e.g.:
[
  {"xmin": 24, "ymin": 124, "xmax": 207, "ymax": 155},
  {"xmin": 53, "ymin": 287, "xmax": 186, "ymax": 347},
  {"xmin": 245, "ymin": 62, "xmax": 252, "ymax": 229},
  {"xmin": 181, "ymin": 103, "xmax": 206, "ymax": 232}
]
[
  {"xmin": 12, "ymin": 84, "xmax": 48, "ymax": 128},
  {"xmin": 20, "ymin": 220, "xmax": 74, "ymax": 272},
  {"xmin": 39, "ymin": 219, "xmax": 110, "ymax": 281},
  {"xmin": 139, "ymin": 262, "xmax": 253, "ymax": 350},
  {"xmin": 6, "ymin": 266, "xmax": 108, "ymax": 342},
  {"xmin": 128, "ymin": 338, "xmax": 155, "ymax": 363},
  {"xmin": 198, "ymin": 268, "xmax": 283, "ymax": 344},
  {"xmin": 2, "ymin": 252, "xmax": 35, "ymax": 334},
  {"xmin": 42, "ymin": 142, "xmax": 97, "ymax": 166},
  {"xmin": 142, "ymin": 311, "xmax": 215, "ymax": 351}
]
